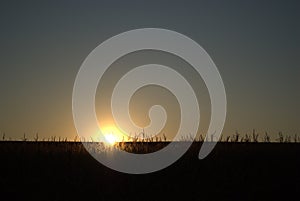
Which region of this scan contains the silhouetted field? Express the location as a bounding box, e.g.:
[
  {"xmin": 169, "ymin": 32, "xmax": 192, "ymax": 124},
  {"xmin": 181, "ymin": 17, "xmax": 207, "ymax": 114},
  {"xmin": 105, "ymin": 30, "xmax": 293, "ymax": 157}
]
[{"xmin": 0, "ymin": 141, "xmax": 299, "ymax": 201}]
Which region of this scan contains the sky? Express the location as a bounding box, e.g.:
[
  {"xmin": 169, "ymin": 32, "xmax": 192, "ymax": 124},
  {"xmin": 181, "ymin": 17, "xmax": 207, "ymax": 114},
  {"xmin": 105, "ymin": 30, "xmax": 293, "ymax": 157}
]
[{"xmin": 0, "ymin": 0, "xmax": 299, "ymax": 140}]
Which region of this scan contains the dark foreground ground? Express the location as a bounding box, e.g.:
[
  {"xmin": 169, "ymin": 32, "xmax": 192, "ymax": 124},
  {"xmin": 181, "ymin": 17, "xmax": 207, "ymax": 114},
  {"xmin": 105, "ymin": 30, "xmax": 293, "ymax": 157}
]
[{"xmin": 0, "ymin": 141, "xmax": 299, "ymax": 201}]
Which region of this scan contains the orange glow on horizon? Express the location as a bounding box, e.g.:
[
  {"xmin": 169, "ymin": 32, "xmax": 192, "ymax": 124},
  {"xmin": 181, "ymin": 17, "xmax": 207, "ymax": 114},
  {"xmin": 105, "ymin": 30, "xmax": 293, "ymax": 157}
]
[{"xmin": 100, "ymin": 125, "xmax": 129, "ymax": 144}]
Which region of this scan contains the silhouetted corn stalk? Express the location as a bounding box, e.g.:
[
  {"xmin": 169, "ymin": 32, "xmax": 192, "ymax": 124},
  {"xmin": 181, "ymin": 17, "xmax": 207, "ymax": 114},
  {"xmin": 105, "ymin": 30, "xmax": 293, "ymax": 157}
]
[
  {"xmin": 277, "ymin": 132, "xmax": 284, "ymax": 143},
  {"xmin": 245, "ymin": 134, "xmax": 251, "ymax": 142},
  {"xmin": 252, "ymin": 129, "xmax": 259, "ymax": 143},
  {"xmin": 294, "ymin": 134, "xmax": 298, "ymax": 143},
  {"xmin": 264, "ymin": 132, "xmax": 270, "ymax": 143},
  {"xmin": 232, "ymin": 131, "xmax": 240, "ymax": 142},
  {"xmin": 22, "ymin": 133, "xmax": 27, "ymax": 141},
  {"xmin": 198, "ymin": 134, "xmax": 204, "ymax": 142},
  {"xmin": 34, "ymin": 133, "xmax": 39, "ymax": 142},
  {"xmin": 163, "ymin": 133, "xmax": 167, "ymax": 142},
  {"xmin": 284, "ymin": 135, "xmax": 291, "ymax": 143}
]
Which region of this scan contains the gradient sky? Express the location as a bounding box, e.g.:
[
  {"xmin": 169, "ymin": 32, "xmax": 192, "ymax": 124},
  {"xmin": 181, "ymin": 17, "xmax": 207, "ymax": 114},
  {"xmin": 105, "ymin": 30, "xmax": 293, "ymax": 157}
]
[{"xmin": 0, "ymin": 0, "xmax": 299, "ymax": 140}]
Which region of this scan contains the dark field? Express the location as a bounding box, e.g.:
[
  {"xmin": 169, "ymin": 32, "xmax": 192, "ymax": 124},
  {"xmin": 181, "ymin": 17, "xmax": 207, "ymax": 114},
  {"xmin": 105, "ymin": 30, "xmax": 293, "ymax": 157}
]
[{"xmin": 0, "ymin": 141, "xmax": 299, "ymax": 201}]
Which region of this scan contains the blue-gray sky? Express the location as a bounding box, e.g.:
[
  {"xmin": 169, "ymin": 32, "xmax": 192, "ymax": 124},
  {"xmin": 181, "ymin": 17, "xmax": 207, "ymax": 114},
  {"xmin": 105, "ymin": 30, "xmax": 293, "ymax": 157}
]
[{"xmin": 0, "ymin": 0, "xmax": 299, "ymax": 140}]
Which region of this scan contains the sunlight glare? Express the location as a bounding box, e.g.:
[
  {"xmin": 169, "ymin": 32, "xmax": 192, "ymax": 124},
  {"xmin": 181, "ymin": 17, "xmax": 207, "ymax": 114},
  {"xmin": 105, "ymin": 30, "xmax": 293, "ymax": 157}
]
[{"xmin": 104, "ymin": 133, "xmax": 117, "ymax": 145}]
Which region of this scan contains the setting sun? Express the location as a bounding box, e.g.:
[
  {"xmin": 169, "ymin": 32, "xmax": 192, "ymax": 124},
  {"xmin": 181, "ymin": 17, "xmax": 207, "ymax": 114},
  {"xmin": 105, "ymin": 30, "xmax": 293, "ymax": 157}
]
[
  {"xmin": 104, "ymin": 133, "xmax": 117, "ymax": 145},
  {"xmin": 100, "ymin": 125, "xmax": 127, "ymax": 145}
]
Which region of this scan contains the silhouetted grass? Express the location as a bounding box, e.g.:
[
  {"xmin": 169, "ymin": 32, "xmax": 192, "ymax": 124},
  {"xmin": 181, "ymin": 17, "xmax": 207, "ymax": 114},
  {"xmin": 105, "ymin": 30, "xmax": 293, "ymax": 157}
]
[{"xmin": 0, "ymin": 130, "xmax": 299, "ymax": 201}]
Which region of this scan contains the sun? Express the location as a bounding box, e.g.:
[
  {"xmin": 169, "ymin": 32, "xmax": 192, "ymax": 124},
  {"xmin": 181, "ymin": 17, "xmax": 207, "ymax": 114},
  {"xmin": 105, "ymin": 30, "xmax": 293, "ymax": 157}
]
[
  {"xmin": 100, "ymin": 125, "xmax": 126, "ymax": 145},
  {"xmin": 104, "ymin": 133, "xmax": 117, "ymax": 145}
]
